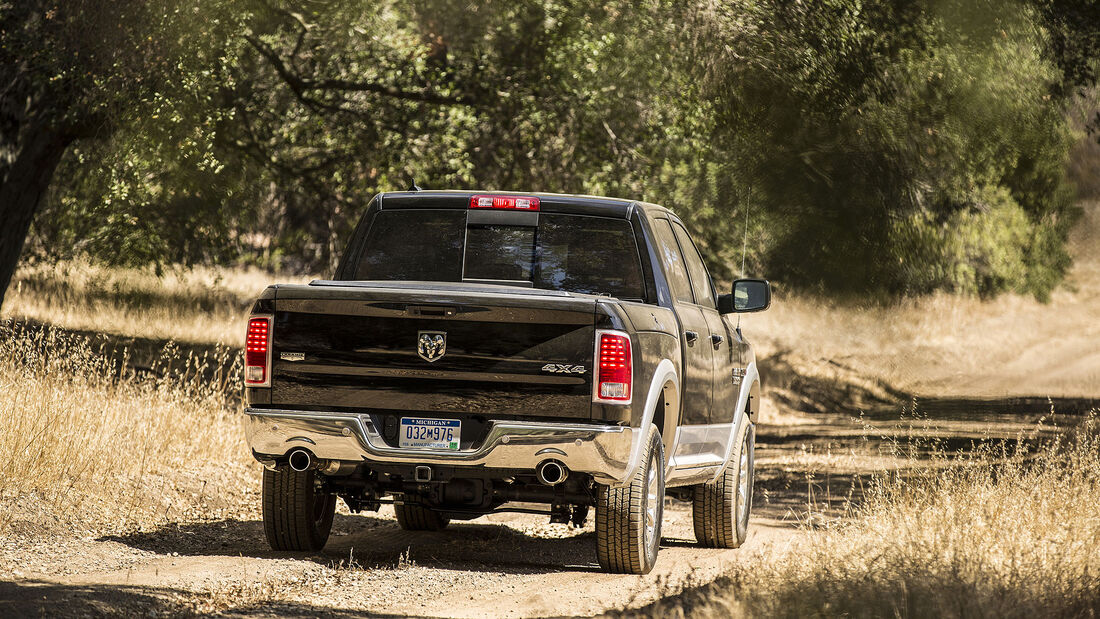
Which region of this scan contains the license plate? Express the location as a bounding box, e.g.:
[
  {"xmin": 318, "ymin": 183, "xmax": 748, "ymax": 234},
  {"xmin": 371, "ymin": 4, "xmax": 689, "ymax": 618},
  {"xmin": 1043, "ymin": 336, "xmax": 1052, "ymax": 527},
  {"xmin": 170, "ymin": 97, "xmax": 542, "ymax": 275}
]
[{"xmin": 399, "ymin": 417, "xmax": 461, "ymax": 450}]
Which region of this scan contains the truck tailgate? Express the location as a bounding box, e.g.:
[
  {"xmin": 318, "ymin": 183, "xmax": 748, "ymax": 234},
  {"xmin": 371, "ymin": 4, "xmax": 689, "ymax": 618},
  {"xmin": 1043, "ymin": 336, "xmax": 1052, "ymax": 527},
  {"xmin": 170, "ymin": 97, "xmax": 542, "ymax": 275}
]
[{"xmin": 269, "ymin": 283, "xmax": 596, "ymax": 419}]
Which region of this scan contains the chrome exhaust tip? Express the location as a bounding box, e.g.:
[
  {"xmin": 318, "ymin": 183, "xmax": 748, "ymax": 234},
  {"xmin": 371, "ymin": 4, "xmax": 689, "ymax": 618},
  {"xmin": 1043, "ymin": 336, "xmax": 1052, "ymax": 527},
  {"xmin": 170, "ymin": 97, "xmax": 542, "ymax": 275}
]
[
  {"xmin": 536, "ymin": 460, "xmax": 569, "ymax": 486},
  {"xmin": 287, "ymin": 448, "xmax": 314, "ymax": 472}
]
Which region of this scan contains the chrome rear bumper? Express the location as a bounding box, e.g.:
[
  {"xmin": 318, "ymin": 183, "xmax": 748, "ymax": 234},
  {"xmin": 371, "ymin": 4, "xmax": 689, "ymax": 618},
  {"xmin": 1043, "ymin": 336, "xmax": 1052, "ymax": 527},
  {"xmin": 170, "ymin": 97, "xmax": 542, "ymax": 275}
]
[{"xmin": 245, "ymin": 408, "xmax": 636, "ymax": 485}]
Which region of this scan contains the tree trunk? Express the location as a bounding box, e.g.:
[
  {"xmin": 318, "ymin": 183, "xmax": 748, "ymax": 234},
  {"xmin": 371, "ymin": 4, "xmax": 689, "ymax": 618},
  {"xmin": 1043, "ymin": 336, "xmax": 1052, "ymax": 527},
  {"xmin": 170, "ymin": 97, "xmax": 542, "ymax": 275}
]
[{"xmin": 0, "ymin": 123, "xmax": 72, "ymax": 311}]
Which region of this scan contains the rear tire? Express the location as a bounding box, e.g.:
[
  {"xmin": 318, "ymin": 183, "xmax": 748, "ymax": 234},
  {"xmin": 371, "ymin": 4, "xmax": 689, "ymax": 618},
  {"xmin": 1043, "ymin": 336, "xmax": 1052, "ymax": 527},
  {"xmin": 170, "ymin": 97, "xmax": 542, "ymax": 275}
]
[
  {"xmin": 394, "ymin": 502, "xmax": 450, "ymax": 531},
  {"xmin": 262, "ymin": 467, "xmax": 337, "ymax": 552},
  {"xmin": 595, "ymin": 424, "xmax": 665, "ymax": 574},
  {"xmin": 693, "ymin": 421, "xmax": 755, "ymax": 548}
]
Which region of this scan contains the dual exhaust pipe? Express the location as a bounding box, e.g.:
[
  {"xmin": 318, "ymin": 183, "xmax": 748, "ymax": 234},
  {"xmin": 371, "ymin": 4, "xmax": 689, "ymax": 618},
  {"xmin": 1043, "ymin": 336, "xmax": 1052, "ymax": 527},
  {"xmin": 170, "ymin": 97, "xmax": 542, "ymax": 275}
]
[{"xmin": 289, "ymin": 448, "xmax": 570, "ymax": 486}]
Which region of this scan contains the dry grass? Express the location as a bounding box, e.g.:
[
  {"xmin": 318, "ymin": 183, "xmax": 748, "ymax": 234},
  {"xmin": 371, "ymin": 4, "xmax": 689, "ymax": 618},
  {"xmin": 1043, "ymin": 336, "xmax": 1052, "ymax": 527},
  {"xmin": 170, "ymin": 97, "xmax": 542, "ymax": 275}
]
[
  {"xmin": 0, "ymin": 324, "xmax": 253, "ymax": 532},
  {"xmin": 0, "ymin": 260, "xmax": 312, "ymax": 346},
  {"xmin": 744, "ymin": 200, "xmax": 1100, "ymax": 398},
  {"xmin": 632, "ymin": 415, "xmax": 1100, "ymax": 618},
  {"xmin": 0, "ymin": 260, "xmax": 309, "ymax": 531}
]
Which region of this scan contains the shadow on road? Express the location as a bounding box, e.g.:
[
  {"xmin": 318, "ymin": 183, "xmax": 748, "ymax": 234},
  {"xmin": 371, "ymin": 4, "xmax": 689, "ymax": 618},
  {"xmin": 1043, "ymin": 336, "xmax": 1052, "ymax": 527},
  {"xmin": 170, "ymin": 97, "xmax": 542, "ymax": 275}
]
[
  {"xmin": 0, "ymin": 580, "xmax": 430, "ymax": 618},
  {"xmin": 98, "ymin": 513, "xmax": 607, "ymax": 575}
]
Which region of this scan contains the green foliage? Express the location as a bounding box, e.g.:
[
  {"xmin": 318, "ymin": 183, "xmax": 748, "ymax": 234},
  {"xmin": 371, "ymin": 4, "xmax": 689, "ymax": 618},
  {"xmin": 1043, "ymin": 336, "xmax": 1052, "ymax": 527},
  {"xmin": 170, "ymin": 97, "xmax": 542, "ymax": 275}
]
[
  {"xmin": 20, "ymin": 0, "xmax": 1097, "ymax": 299},
  {"xmin": 8, "ymin": 0, "xmax": 249, "ymax": 272},
  {"xmin": 693, "ymin": 0, "xmax": 1083, "ymax": 298},
  {"xmin": 892, "ymin": 186, "xmax": 1033, "ymax": 298},
  {"xmin": 0, "ymin": 0, "xmax": 240, "ymax": 136},
  {"xmin": 216, "ymin": 0, "xmax": 678, "ymax": 272}
]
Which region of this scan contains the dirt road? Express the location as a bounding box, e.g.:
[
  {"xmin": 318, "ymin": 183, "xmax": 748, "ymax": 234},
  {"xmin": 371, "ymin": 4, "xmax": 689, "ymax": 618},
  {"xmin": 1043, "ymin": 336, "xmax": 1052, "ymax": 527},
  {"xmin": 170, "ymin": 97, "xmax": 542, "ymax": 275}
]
[
  {"xmin": 0, "ymin": 499, "xmax": 799, "ymax": 617},
  {"xmin": 4, "ymin": 391, "xmax": 1080, "ymax": 617}
]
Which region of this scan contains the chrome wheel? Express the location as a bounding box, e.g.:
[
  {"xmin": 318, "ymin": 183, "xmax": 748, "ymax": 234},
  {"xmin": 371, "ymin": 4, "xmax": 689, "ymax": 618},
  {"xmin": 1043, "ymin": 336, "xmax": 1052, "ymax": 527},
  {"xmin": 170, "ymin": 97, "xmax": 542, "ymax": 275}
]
[
  {"xmin": 737, "ymin": 427, "xmax": 753, "ymax": 529},
  {"xmin": 645, "ymin": 454, "xmax": 659, "ymax": 548}
]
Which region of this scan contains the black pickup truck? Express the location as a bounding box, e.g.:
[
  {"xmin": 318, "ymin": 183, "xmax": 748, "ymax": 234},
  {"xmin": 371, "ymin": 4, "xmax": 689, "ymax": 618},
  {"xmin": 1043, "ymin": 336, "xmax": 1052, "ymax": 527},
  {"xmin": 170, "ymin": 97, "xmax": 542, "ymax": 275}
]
[{"xmin": 244, "ymin": 190, "xmax": 770, "ymax": 574}]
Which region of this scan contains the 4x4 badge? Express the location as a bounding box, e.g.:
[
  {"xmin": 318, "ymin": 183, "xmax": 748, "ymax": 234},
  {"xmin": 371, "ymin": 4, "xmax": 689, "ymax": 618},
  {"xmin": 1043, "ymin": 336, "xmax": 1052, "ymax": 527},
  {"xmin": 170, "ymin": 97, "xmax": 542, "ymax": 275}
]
[
  {"xmin": 541, "ymin": 363, "xmax": 586, "ymax": 375},
  {"xmin": 417, "ymin": 331, "xmax": 447, "ymax": 362}
]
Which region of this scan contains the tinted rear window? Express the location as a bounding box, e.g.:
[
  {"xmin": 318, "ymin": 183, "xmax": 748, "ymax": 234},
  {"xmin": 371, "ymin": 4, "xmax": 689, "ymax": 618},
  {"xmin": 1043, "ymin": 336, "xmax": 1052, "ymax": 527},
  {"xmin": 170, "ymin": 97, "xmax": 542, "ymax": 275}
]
[
  {"xmin": 351, "ymin": 210, "xmax": 645, "ymax": 299},
  {"xmin": 465, "ymin": 225, "xmax": 536, "ymax": 282},
  {"xmin": 353, "ymin": 210, "xmax": 465, "ymax": 281}
]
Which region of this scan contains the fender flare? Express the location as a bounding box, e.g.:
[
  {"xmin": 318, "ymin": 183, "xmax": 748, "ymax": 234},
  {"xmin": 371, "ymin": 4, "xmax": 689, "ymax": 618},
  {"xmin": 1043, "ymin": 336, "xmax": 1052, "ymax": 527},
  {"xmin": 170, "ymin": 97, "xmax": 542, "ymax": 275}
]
[
  {"xmin": 617, "ymin": 358, "xmax": 678, "ymax": 488},
  {"xmin": 711, "ymin": 361, "xmax": 760, "ymax": 482}
]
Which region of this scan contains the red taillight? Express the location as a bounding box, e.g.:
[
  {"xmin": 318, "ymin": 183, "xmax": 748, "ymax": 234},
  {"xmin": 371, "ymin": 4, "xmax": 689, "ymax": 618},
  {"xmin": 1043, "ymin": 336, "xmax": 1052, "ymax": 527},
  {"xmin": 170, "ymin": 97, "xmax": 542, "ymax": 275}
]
[
  {"xmin": 596, "ymin": 332, "xmax": 632, "ymax": 402},
  {"xmin": 469, "ymin": 194, "xmax": 540, "ymax": 211},
  {"xmin": 245, "ymin": 317, "xmax": 271, "ymax": 386}
]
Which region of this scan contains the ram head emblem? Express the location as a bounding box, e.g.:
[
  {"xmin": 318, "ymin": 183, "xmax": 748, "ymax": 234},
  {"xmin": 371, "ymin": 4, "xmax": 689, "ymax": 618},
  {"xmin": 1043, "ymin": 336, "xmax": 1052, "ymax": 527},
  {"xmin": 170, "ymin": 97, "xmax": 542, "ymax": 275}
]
[{"xmin": 417, "ymin": 331, "xmax": 447, "ymax": 362}]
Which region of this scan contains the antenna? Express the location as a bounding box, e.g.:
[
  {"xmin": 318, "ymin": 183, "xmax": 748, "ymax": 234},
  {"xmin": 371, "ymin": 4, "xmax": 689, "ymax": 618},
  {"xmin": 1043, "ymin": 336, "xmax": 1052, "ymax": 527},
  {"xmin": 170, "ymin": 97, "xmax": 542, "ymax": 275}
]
[
  {"xmin": 408, "ymin": 179, "xmax": 422, "ymax": 192},
  {"xmin": 741, "ymin": 191, "xmax": 749, "ymax": 279}
]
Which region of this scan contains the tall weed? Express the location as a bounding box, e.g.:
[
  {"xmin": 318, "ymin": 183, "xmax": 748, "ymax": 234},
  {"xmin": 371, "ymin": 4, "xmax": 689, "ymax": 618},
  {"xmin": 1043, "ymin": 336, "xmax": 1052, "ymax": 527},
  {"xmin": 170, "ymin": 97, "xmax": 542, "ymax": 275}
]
[
  {"xmin": 634, "ymin": 414, "xmax": 1100, "ymax": 618},
  {"xmin": 0, "ymin": 324, "xmax": 249, "ymax": 531}
]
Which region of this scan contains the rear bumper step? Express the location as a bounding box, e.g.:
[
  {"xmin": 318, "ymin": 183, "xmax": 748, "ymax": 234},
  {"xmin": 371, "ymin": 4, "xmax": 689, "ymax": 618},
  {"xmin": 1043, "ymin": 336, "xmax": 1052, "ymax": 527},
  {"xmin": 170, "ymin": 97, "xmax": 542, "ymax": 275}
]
[{"xmin": 245, "ymin": 408, "xmax": 635, "ymax": 485}]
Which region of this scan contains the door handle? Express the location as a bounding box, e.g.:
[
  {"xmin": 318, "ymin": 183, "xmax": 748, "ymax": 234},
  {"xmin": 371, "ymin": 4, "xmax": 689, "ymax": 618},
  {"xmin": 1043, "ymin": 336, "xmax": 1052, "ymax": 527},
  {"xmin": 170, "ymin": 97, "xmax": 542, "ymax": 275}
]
[
  {"xmin": 684, "ymin": 330, "xmax": 698, "ymax": 344},
  {"xmin": 711, "ymin": 334, "xmax": 724, "ymax": 347}
]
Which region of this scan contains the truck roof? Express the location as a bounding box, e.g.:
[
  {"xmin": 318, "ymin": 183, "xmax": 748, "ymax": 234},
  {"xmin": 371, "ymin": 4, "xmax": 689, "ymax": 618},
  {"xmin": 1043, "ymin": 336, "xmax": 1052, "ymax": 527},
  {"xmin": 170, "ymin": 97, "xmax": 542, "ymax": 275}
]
[{"xmin": 377, "ymin": 190, "xmax": 674, "ymax": 219}]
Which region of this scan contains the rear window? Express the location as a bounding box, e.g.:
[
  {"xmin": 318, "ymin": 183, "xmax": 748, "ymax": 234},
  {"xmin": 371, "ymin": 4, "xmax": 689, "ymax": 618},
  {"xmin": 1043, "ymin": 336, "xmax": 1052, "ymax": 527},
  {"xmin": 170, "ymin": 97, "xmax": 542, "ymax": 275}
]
[
  {"xmin": 351, "ymin": 210, "xmax": 645, "ymax": 300},
  {"xmin": 353, "ymin": 210, "xmax": 465, "ymax": 281},
  {"xmin": 465, "ymin": 225, "xmax": 536, "ymax": 282}
]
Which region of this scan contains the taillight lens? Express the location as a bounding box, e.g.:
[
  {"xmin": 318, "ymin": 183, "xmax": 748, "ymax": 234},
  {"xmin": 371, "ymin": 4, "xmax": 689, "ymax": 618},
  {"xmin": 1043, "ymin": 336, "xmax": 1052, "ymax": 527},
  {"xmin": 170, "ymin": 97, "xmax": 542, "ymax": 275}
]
[
  {"xmin": 245, "ymin": 317, "xmax": 271, "ymax": 386},
  {"xmin": 469, "ymin": 194, "xmax": 540, "ymax": 210},
  {"xmin": 596, "ymin": 332, "xmax": 632, "ymax": 402}
]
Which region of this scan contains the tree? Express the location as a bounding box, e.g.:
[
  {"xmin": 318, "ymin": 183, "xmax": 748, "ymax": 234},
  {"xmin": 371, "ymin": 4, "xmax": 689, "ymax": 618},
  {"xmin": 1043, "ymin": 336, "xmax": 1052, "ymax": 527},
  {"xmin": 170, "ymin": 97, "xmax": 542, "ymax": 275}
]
[
  {"xmin": 221, "ymin": 0, "xmax": 674, "ymax": 273},
  {"xmin": 0, "ymin": 0, "xmax": 233, "ymax": 307},
  {"xmin": 690, "ymin": 0, "xmax": 1083, "ymax": 299},
  {"xmin": 10, "ymin": 0, "xmax": 1096, "ymax": 302}
]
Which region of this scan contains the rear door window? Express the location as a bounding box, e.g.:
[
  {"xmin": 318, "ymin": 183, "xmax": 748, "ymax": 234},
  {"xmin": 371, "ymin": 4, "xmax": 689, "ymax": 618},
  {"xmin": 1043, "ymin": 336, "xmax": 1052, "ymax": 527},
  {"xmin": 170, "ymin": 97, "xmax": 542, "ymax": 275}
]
[
  {"xmin": 653, "ymin": 219, "xmax": 694, "ymax": 303},
  {"xmin": 672, "ymin": 221, "xmax": 716, "ymax": 308}
]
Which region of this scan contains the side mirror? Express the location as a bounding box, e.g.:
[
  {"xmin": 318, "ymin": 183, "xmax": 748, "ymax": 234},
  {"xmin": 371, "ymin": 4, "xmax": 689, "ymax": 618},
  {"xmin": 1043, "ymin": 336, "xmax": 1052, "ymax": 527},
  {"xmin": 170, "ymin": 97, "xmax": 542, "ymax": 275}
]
[{"xmin": 718, "ymin": 279, "xmax": 771, "ymax": 314}]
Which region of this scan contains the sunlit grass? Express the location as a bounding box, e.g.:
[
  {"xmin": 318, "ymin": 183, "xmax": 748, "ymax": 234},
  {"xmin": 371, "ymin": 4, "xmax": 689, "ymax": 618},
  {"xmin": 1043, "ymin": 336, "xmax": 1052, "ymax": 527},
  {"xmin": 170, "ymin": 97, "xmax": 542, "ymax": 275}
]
[
  {"xmin": 744, "ymin": 200, "xmax": 1100, "ymax": 398},
  {"xmin": 0, "ymin": 324, "xmax": 252, "ymax": 531},
  {"xmin": 1, "ymin": 260, "xmax": 312, "ymax": 346},
  {"xmin": 634, "ymin": 415, "xmax": 1100, "ymax": 618}
]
